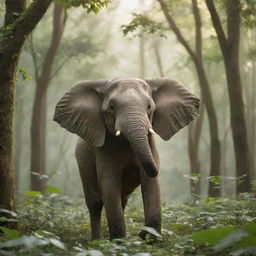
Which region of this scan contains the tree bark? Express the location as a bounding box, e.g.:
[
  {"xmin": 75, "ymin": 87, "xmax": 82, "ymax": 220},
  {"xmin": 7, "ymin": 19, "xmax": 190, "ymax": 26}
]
[
  {"xmin": 30, "ymin": 4, "xmax": 67, "ymax": 192},
  {"xmin": 14, "ymin": 85, "xmax": 24, "ymax": 193},
  {"xmin": 0, "ymin": 54, "xmax": 18, "ymax": 224},
  {"xmin": 251, "ymin": 58, "xmax": 256, "ymax": 180},
  {"xmin": 157, "ymin": 0, "xmax": 221, "ymax": 197},
  {"xmin": 0, "ymin": 0, "xmax": 51, "ymax": 225},
  {"xmin": 188, "ymin": 97, "xmax": 204, "ymax": 196},
  {"xmin": 139, "ymin": 35, "xmax": 146, "ymax": 77},
  {"xmin": 152, "ymin": 37, "xmax": 165, "ymax": 77},
  {"xmin": 206, "ymin": 0, "xmax": 251, "ymax": 193}
]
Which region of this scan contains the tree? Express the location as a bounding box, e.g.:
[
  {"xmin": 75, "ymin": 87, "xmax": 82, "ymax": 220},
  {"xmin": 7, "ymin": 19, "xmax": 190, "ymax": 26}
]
[
  {"xmin": 152, "ymin": 36, "xmax": 165, "ymax": 77},
  {"xmin": 206, "ymin": 0, "xmax": 251, "ymax": 193},
  {"xmin": 157, "ymin": 0, "xmax": 221, "ymax": 196},
  {"xmin": 0, "ymin": 0, "xmax": 52, "ymax": 224},
  {"xmin": 188, "ymin": 95, "xmax": 204, "ymax": 197},
  {"xmin": 30, "ymin": 4, "xmax": 67, "ymax": 192},
  {"xmin": 14, "ymin": 82, "xmax": 26, "ymax": 193},
  {"xmin": 0, "ymin": 0, "xmax": 109, "ymax": 223}
]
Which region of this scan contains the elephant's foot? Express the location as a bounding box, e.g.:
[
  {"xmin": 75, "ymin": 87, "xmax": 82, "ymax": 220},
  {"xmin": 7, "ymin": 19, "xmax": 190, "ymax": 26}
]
[{"xmin": 109, "ymin": 222, "xmax": 126, "ymax": 240}]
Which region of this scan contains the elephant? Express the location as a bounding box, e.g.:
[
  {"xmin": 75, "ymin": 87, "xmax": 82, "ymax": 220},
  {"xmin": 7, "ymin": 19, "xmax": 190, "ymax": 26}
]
[{"xmin": 53, "ymin": 78, "xmax": 199, "ymax": 240}]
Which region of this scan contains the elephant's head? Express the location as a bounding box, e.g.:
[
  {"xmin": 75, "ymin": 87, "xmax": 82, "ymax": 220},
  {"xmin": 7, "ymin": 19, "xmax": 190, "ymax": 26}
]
[{"xmin": 53, "ymin": 78, "xmax": 200, "ymax": 178}]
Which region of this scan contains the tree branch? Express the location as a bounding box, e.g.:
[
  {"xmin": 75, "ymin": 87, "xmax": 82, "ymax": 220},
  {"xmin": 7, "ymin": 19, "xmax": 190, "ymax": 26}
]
[
  {"xmin": 152, "ymin": 36, "xmax": 164, "ymax": 77},
  {"xmin": 191, "ymin": 0, "xmax": 202, "ymax": 60},
  {"xmin": 157, "ymin": 0, "xmax": 197, "ymax": 61},
  {"xmin": 49, "ymin": 56, "xmax": 71, "ymax": 81},
  {"xmin": 29, "ymin": 34, "xmax": 40, "ymax": 83},
  {"xmin": 2, "ymin": 0, "xmax": 52, "ymax": 68},
  {"xmin": 227, "ymin": 0, "xmax": 241, "ymax": 47},
  {"xmin": 205, "ymin": 0, "xmax": 228, "ymax": 53},
  {"xmin": 4, "ymin": 0, "xmax": 26, "ymax": 26},
  {"xmin": 38, "ymin": 4, "xmax": 67, "ymax": 89}
]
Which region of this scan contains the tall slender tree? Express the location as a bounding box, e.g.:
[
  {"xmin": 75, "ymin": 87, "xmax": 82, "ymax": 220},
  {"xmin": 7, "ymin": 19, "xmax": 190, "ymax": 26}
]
[
  {"xmin": 0, "ymin": 0, "xmax": 51, "ymax": 223},
  {"xmin": 152, "ymin": 37, "xmax": 165, "ymax": 77},
  {"xmin": 30, "ymin": 4, "xmax": 67, "ymax": 192},
  {"xmin": 188, "ymin": 95, "xmax": 204, "ymax": 196},
  {"xmin": 206, "ymin": 0, "xmax": 251, "ymax": 193},
  {"xmin": 14, "ymin": 83, "xmax": 25, "ymax": 193},
  {"xmin": 157, "ymin": 0, "xmax": 221, "ymax": 196}
]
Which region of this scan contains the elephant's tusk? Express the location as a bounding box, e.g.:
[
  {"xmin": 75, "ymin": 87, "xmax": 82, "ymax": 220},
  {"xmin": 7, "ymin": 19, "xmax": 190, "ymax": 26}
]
[
  {"xmin": 115, "ymin": 130, "xmax": 121, "ymax": 136},
  {"xmin": 149, "ymin": 128, "xmax": 156, "ymax": 135}
]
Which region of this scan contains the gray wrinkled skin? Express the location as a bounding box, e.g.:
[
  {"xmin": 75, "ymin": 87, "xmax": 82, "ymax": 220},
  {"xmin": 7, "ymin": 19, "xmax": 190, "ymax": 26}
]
[{"xmin": 54, "ymin": 78, "xmax": 200, "ymax": 240}]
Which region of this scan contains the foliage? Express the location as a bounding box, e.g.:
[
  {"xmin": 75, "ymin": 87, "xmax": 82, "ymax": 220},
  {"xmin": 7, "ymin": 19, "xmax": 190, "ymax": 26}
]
[
  {"xmin": 54, "ymin": 0, "xmax": 110, "ymax": 13},
  {"xmin": 0, "ymin": 188, "xmax": 256, "ymax": 255},
  {"xmin": 192, "ymin": 223, "xmax": 256, "ymax": 255},
  {"xmin": 17, "ymin": 67, "xmax": 32, "ymax": 81},
  {"xmin": 120, "ymin": 13, "xmax": 168, "ymax": 38},
  {"xmin": 241, "ymin": 0, "xmax": 256, "ymax": 28},
  {"xmin": 248, "ymin": 48, "xmax": 256, "ymax": 60}
]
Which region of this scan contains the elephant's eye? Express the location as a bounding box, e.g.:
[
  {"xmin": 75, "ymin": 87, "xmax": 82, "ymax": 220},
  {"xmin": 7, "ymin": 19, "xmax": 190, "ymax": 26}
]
[
  {"xmin": 147, "ymin": 104, "xmax": 151, "ymax": 111},
  {"xmin": 109, "ymin": 102, "xmax": 115, "ymax": 110}
]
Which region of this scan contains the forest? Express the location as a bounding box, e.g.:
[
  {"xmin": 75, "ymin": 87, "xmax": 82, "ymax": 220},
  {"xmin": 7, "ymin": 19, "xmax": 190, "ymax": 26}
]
[{"xmin": 0, "ymin": 0, "xmax": 255, "ymax": 255}]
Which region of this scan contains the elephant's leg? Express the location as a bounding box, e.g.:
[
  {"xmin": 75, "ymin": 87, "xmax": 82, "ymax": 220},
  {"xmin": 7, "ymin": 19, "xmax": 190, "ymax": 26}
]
[
  {"xmin": 121, "ymin": 163, "xmax": 140, "ymax": 211},
  {"xmin": 86, "ymin": 198, "xmax": 103, "ymax": 240},
  {"xmin": 121, "ymin": 195, "xmax": 128, "ymax": 211},
  {"xmin": 139, "ymin": 170, "xmax": 161, "ymax": 239},
  {"xmin": 101, "ymin": 178, "xmax": 126, "ymax": 240},
  {"xmin": 75, "ymin": 139, "xmax": 103, "ymax": 240}
]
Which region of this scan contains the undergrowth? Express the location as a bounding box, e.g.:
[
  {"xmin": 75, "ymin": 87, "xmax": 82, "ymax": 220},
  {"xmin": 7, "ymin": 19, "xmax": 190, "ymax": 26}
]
[{"xmin": 0, "ymin": 187, "xmax": 256, "ymax": 256}]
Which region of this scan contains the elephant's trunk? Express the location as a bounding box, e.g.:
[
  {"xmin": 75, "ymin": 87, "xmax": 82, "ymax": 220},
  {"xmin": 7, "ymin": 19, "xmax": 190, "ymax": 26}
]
[{"xmin": 118, "ymin": 112, "xmax": 158, "ymax": 178}]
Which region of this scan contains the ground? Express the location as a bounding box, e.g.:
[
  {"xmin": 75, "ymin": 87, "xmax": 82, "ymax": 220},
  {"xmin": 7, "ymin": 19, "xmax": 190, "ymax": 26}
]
[{"xmin": 0, "ymin": 187, "xmax": 256, "ymax": 256}]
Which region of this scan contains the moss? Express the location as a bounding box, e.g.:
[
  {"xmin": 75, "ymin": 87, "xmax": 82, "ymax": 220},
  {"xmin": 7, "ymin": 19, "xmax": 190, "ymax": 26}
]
[{"xmin": 0, "ymin": 50, "xmax": 20, "ymax": 218}]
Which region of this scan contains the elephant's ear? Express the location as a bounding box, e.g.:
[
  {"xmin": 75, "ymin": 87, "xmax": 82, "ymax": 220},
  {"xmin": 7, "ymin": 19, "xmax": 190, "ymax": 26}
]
[
  {"xmin": 146, "ymin": 78, "xmax": 200, "ymax": 140},
  {"xmin": 53, "ymin": 80, "xmax": 107, "ymax": 147}
]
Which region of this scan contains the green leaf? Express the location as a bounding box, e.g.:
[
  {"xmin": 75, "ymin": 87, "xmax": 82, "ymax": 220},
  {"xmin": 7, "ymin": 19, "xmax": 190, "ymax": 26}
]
[
  {"xmin": 0, "ymin": 209, "xmax": 17, "ymax": 217},
  {"xmin": 244, "ymin": 223, "xmax": 256, "ymax": 235},
  {"xmin": 35, "ymin": 230, "xmax": 57, "ymax": 238},
  {"xmin": 233, "ymin": 234, "xmax": 256, "ymax": 249},
  {"xmin": 0, "ymin": 227, "xmax": 21, "ymax": 239},
  {"xmin": 49, "ymin": 238, "xmax": 65, "ymax": 249},
  {"xmin": 207, "ymin": 176, "xmax": 222, "ymax": 185},
  {"xmin": 17, "ymin": 67, "xmax": 32, "ymax": 80},
  {"xmin": 45, "ymin": 185, "xmax": 61, "ymax": 194},
  {"xmin": 0, "ymin": 217, "xmax": 17, "ymax": 223},
  {"xmin": 192, "ymin": 226, "xmax": 237, "ymax": 246},
  {"xmin": 0, "ymin": 236, "xmax": 49, "ymax": 249},
  {"xmin": 213, "ymin": 230, "xmax": 249, "ymax": 251},
  {"xmin": 23, "ymin": 191, "xmax": 42, "ymax": 197},
  {"xmin": 0, "ymin": 249, "xmax": 15, "ymax": 256},
  {"xmin": 230, "ymin": 247, "xmax": 256, "ymax": 256},
  {"xmin": 87, "ymin": 250, "xmax": 104, "ymax": 256}
]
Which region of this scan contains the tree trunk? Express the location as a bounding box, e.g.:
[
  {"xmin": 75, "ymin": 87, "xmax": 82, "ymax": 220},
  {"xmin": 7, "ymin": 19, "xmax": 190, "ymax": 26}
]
[
  {"xmin": 0, "ymin": 0, "xmax": 51, "ymax": 225},
  {"xmin": 221, "ymin": 125, "xmax": 231, "ymax": 196},
  {"xmin": 0, "ymin": 2, "xmax": 26, "ymax": 220},
  {"xmin": 152, "ymin": 37, "xmax": 164, "ymax": 77},
  {"xmin": 206, "ymin": 0, "xmax": 251, "ymax": 193},
  {"xmin": 0, "ymin": 58, "xmax": 18, "ymax": 223},
  {"xmin": 224, "ymin": 54, "xmax": 251, "ymax": 192},
  {"xmin": 14, "ymin": 86, "xmax": 24, "ymax": 193},
  {"xmin": 188, "ymin": 97, "xmax": 204, "ymax": 196},
  {"xmin": 139, "ymin": 35, "xmax": 145, "ymax": 77},
  {"xmin": 251, "ymin": 59, "xmax": 256, "ymax": 180},
  {"xmin": 30, "ymin": 4, "xmax": 67, "ymax": 192},
  {"xmin": 194, "ymin": 60, "xmax": 221, "ymax": 197}
]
